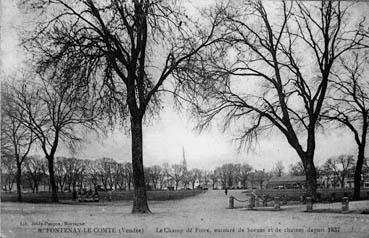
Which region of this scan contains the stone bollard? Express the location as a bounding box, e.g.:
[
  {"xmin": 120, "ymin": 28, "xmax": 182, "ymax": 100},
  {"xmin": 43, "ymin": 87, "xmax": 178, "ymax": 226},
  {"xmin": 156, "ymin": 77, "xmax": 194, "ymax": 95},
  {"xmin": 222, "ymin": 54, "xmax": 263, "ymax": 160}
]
[
  {"xmin": 262, "ymin": 199, "xmax": 268, "ymax": 207},
  {"xmin": 342, "ymin": 197, "xmax": 349, "ymax": 213},
  {"xmin": 248, "ymin": 195, "xmax": 255, "ymax": 209},
  {"xmin": 229, "ymin": 196, "xmax": 234, "ymax": 209},
  {"xmin": 72, "ymin": 190, "xmax": 77, "ymax": 201},
  {"xmin": 274, "ymin": 197, "xmax": 280, "ymax": 210},
  {"xmin": 316, "ymin": 193, "xmax": 322, "ymax": 203},
  {"xmin": 282, "ymin": 195, "xmax": 287, "ymax": 205},
  {"xmin": 108, "ymin": 190, "xmax": 112, "ymax": 202},
  {"xmin": 255, "ymin": 198, "xmax": 260, "ymax": 207},
  {"xmin": 306, "ymin": 197, "xmax": 313, "ymax": 212}
]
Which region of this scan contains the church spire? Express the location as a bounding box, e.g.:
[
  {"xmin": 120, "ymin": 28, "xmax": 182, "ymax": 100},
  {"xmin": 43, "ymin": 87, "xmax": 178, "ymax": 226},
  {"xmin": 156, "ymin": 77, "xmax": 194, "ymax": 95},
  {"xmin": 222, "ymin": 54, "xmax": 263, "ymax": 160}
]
[{"xmin": 182, "ymin": 146, "xmax": 187, "ymax": 171}]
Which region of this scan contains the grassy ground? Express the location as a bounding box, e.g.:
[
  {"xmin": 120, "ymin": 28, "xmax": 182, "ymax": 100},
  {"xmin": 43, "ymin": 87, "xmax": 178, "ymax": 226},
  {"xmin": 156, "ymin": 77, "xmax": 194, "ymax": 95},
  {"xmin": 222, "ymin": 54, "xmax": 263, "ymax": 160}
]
[{"xmin": 0, "ymin": 190, "xmax": 205, "ymax": 203}]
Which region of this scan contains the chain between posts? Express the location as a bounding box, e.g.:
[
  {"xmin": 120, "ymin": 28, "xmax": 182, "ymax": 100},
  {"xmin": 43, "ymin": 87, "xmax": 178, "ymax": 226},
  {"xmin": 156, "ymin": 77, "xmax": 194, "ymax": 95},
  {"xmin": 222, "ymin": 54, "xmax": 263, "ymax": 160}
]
[{"xmin": 232, "ymin": 197, "xmax": 250, "ymax": 203}]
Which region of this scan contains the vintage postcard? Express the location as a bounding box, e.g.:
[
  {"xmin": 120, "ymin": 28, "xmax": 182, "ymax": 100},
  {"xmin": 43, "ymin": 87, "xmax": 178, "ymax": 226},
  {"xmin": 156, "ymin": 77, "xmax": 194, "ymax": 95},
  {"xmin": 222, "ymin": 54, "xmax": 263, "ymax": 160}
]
[{"xmin": 1, "ymin": 0, "xmax": 369, "ymax": 237}]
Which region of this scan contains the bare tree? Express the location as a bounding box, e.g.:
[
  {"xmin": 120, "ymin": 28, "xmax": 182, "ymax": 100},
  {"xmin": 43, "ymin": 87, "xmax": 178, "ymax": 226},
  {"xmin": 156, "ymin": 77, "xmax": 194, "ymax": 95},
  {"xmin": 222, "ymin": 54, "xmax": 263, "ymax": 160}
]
[
  {"xmin": 166, "ymin": 164, "xmax": 185, "ymax": 190},
  {"xmin": 272, "ymin": 161, "xmax": 285, "ymax": 177},
  {"xmin": 1, "ymin": 82, "xmax": 35, "ymax": 201},
  {"xmin": 209, "ymin": 171, "xmax": 218, "ymax": 189},
  {"xmin": 239, "ymin": 163, "xmax": 253, "ymax": 188},
  {"xmin": 215, "ymin": 163, "xmax": 240, "ymax": 188},
  {"xmin": 322, "ymin": 52, "xmax": 369, "ymax": 199},
  {"xmin": 174, "ymin": 0, "xmax": 368, "ymax": 199},
  {"xmin": 249, "ymin": 170, "xmax": 269, "ymax": 189},
  {"xmin": 53, "ymin": 157, "xmax": 86, "ymax": 192},
  {"xmin": 147, "ymin": 165, "xmax": 164, "ymax": 190},
  {"xmin": 111, "ymin": 162, "xmax": 125, "ymax": 191},
  {"xmin": 214, "ymin": 167, "xmax": 227, "ymax": 189},
  {"xmin": 201, "ymin": 170, "xmax": 211, "ymax": 188},
  {"xmin": 22, "ymin": 0, "xmax": 222, "ymax": 213},
  {"xmin": 10, "ymin": 76, "xmax": 99, "ymax": 202},
  {"xmin": 1, "ymin": 155, "xmax": 17, "ymax": 193},
  {"xmin": 182, "ymin": 170, "xmax": 191, "ymax": 189},
  {"xmin": 63, "ymin": 157, "xmax": 86, "ymax": 192},
  {"xmin": 188, "ymin": 168, "xmax": 202, "ymax": 189},
  {"xmin": 322, "ymin": 154, "xmax": 355, "ymax": 188},
  {"xmin": 124, "ymin": 163, "xmax": 133, "ymax": 191},
  {"xmin": 95, "ymin": 157, "xmax": 116, "ymax": 190},
  {"xmin": 144, "ymin": 167, "xmax": 151, "ymax": 189},
  {"xmin": 54, "ymin": 157, "xmax": 69, "ymax": 192},
  {"xmin": 24, "ymin": 156, "xmax": 47, "ymax": 193},
  {"xmin": 158, "ymin": 164, "xmax": 168, "ymax": 190},
  {"xmin": 318, "ymin": 164, "xmax": 335, "ymax": 188},
  {"xmin": 289, "ymin": 161, "xmax": 305, "ymax": 176},
  {"xmin": 111, "ymin": 162, "xmax": 122, "ymax": 191},
  {"xmin": 84, "ymin": 160, "xmax": 99, "ymax": 190},
  {"xmin": 363, "ymin": 157, "xmax": 369, "ymax": 181}
]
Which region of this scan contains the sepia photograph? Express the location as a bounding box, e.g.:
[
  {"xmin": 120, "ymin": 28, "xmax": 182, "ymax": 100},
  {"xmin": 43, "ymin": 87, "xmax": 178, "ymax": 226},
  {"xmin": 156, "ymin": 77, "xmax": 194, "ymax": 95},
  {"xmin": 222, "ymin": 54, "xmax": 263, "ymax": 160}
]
[{"xmin": 1, "ymin": 0, "xmax": 369, "ymax": 237}]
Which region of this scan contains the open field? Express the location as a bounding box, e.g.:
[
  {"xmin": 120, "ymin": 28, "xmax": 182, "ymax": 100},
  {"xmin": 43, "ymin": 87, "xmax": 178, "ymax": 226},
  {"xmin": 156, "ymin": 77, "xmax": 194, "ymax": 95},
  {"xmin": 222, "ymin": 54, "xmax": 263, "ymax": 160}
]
[
  {"xmin": 1, "ymin": 189, "xmax": 369, "ymax": 238},
  {"xmin": 0, "ymin": 190, "xmax": 205, "ymax": 203}
]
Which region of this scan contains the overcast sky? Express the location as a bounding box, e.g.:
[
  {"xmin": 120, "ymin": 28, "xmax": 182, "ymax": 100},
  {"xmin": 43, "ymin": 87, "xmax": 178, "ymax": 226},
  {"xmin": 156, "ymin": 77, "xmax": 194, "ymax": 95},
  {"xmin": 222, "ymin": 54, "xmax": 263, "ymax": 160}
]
[{"xmin": 1, "ymin": 0, "xmax": 367, "ymax": 171}]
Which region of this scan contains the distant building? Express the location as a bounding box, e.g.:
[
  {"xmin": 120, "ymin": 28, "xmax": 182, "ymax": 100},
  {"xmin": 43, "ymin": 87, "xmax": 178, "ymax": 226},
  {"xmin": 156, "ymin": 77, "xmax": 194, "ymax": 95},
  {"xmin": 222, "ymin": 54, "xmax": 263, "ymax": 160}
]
[
  {"xmin": 266, "ymin": 176, "xmax": 306, "ymax": 189},
  {"xmin": 319, "ymin": 175, "xmax": 369, "ymax": 189},
  {"xmin": 342, "ymin": 179, "xmax": 369, "ymax": 189}
]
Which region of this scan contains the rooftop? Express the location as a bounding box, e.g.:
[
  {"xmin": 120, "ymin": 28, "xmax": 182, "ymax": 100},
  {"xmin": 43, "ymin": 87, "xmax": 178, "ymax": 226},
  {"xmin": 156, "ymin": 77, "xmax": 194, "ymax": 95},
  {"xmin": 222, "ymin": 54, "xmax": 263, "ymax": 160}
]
[{"xmin": 268, "ymin": 176, "xmax": 306, "ymax": 183}]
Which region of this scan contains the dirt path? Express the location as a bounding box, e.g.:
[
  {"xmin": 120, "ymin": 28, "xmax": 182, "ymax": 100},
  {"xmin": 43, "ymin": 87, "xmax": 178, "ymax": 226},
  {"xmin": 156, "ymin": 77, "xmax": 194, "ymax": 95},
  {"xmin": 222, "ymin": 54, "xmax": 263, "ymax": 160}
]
[{"xmin": 1, "ymin": 190, "xmax": 369, "ymax": 238}]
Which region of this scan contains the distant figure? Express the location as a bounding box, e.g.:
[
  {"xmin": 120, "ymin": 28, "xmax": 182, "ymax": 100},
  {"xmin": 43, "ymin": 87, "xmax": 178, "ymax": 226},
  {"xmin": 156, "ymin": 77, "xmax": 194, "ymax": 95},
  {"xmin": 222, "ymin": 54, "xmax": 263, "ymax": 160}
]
[
  {"xmin": 93, "ymin": 189, "xmax": 99, "ymax": 202},
  {"xmin": 72, "ymin": 190, "xmax": 77, "ymax": 201},
  {"xmin": 225, "ymin": 187, "xmax": 228, "ymax": 196},
  {"xmin": 108, "ymin": 190, "xmax": 112, "ymax": 202}
]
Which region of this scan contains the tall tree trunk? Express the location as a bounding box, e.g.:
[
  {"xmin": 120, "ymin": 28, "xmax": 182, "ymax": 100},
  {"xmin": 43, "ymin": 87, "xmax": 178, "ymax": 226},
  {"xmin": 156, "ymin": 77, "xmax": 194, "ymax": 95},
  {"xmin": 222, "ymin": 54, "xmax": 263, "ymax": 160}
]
[
  {"xmin": 297, "ymin": 128, "xmax": 318, "ymax": 200},
  {"xmin": 16, "ymin": 163, "xmax": 22, "ymax": 202},
  {"xmin": 153, "ymin": 181, "xmax": 157, "ymax": 190},
  {"xmin": 303, "ymin": 156, "xmax": 317, "ymax": 200},
  {"xmin": 47, "ymin": 156, "xmax": 58, "ymax": 202},
  {"xmin": 354, "ymin": 144, "xmax": 365, "ymax": 200},
  {"xmin": 131, "ymin": 116, "xmax": 150, "ymax": 213}
]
